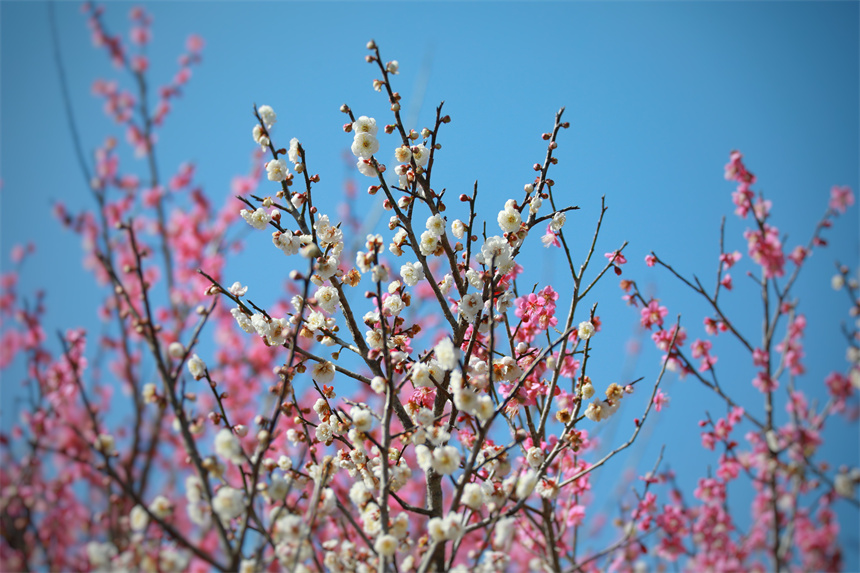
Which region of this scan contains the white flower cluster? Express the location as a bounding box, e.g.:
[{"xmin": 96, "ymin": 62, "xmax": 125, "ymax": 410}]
[
  {"xmin": 451, "ymin": 372, "xmax": 494, "ymax": 422},
  {"xmin": 272, "ymin": 230, "xmax": 313, "ymax": 257},
  {"xmin": 415, "ymin": 444, "xmax": 461, "ymax": 475},
  {"xmin": 314, "ymin": 285, "xmax": 340, "ymax": 314},
  {"xmin": 584, "ymin": 382, "xmax": 628, "ymax": 422},
  {"xmin": 314, "ymin": 215, "xmax": 344, "ymax": 258},
  {"xmin": 475, "ymin": 235, "xmax": 515, "ymax": 275},
  {"xmin": 214, "ymin": 428, "xmax": 245, "ymax": 465},
  {"xmin": 251, "ymin": 104, "xmax": 276, "ymax": 150},
  {"xmin": 186, "ymin": 354, "xmax": 206, "ymax": 380},
  {"xmin": 212, "ymin": 485, "xmax": 245, "ymax": 524},
  {"xmin": 266, "ymin": 158, "xmax": 288, "ymax": 182},
  {"xmin": 497, "ymin": 199, "xmax": 523, "ymax": 234},
  {"xmin": 240, "ymin": 207, "xmax": 272, "ymax": 230},
  {"xmin": 393, "ymin": 143, "xmax": 430, "ymax": 188},
  {"xmin": 427, "ymin": 512, "xmax": 465, "ymax": 543},
  {"xmin": 258, "ymin": 105, "xmax": 276, "ymax": 129},
  {"xmin": 418, "ymin": 213, "xmax": 446, "ymax": 257},
  {"xmin": 351, "ymin": 116, "xmax": 380, "ymax": 175},
  {"xmin": 186, "ymin": 474, "xmax": 211, "ymax": 527},
  {"xmin": 243, "ymin": 313, "xmax": 291, "ymax": 346},
  {"xmin": 288, "ymin": 137, "xmax": 303, "ymax": 172},
  {"xmin": 400, "ymin": 261, "xmax": 424, "ymax": 287}
]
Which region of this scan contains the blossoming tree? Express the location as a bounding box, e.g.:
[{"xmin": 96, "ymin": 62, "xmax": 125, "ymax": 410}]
[{"xmin": 1, "ymin": 5, "xmax": 857, "ymax": 572}]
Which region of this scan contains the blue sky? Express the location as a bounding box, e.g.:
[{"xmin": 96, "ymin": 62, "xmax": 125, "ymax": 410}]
[{"xmin": 2, "ymin": 1, "xmax": 858, "ymax": 567}]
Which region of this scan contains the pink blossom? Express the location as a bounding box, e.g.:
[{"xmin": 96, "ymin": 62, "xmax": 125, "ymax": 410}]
[
  {"xmin": 652, "ymin": 325, "xmax": 686, "ymax": 352},
  {"xmin": 640, "ymin": 299, "xmax": 668, "ymax": 330},
  {"xmin": 186, "ymin": 34, "xmax": 205, "ymax": 53},
  {"xmin": 788, "ymin": 245, "xmax": 808, "ymax": 266},
  {"xmin": 744, "ymin": 223, "xmax": 785, "ymax": 278},
  {"xmin": 719, "ymin": 250, "xmax": 742, "ymax": 269},
  {"xmin": 752, "ymin": 370, "xmax": 778, "ymax": 393},
  {"xmin": 652, "ymin": 389, "xmax": 669, "ymax": 412},
  {"xmin": 829, "ymin": 185, "xmax": 855, "ymax": 214}
]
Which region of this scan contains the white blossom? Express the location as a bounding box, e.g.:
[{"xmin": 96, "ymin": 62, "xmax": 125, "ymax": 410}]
[
  {"xmin": 306, "ymin": 311, "xmax": 328, "ymax": 332},
  {"xmin": 86, "ymin": 541, "xmax": 117, "ymax": 569},
  {"xmin": 550, "ymin": 211, "xmax": 566, "ymax": 232},
  {"xmin": 581, "ymin": 382, "xmax": 595, "ymax": 399},
  {"xmin": 258, "ymin": 105, "xmax": 276, "ymax": 129},
  {"xmin": 400, "ymin": 262, "xmax": 425, "ymax": 287},
  {"xmin": 288, "ymin": 137, "xmax": 301, "ymax": 164},
  {"xmin": 168, "ymin": 341, "xmax": 185, "ymax": 359},
  {"xmin": 349, "ymin": 481, "xmax": 373, "ymax": 507},
  {"xmin": 475, "ymin": 396, "xmax": 494, "ymax": 421},
  {"xmin": 129, "ymin": 505, "xmax": 149, "ymax": 532},
  {"xmin": 215, "ymin": 428, "xmax": 244, "ymax": 465},
  {"xmin": 315, "ymin": 286, "xmax": 340, "ymax": 314},
  {"xmin": 454, "ymin": 387, "xmax": 477, "ymax": 413},
  {"xmin": 351, "ymin": 132, "xmax": 379, "ymax": 159},
  {"xmin": 516, "ymin": 470, "xmax": 538, "ymax": 499},
  {"xmin": 536, "ymin": 477, "xmax": 560, "ymax": 500},
  {"xmin": 352, "ymin": 116, "xmax": 378, "ymax": 136},
  {"xmin": 248, "ymin": 127, "xmax": 265, "ymax": 153},
  {"xmin": 142, "ymin": 383, "xmax": 157, "ymax": 403},
  {"xmin": 356, "ymin": 158, "xmax": 378, "ymax": 177},
  {"xmin": 584, "ymin": 400, "xmax": 608, "ymax": 422},
  {"xmin": 266, "ymin": 158, "xmax": 289, "ymax": 182},
  {"xmin": 411, "ymin": 363, "xmax": 433, "ymax": 388},
  {"xmin": 466, "ymin": 269, "xmax": 483, "ymax": 289},
  {"xmin": 458, "ymin": 293, "xmax": 483, "ymax": 322},
  {"xmin": 432, "ymin": 446, "xmax": 461, "ymax": 475},
  {"xmin": 187, "ymin": 354, "xmax": 206, "ymax": 380},
  {"xmin": 383, "ymin": 294, "xmax": 405, "ymax": 315},
  {"xmin": 497, "ymin": 207, "xmax": 522, "ymax": 233},
  {"xmin": 229, "ymin": 281, "xmax": 248, "ymax": 297},
  {"xmin": 462, "ymin": 483, "xmax": 484, "ymax": 510},
  {"xmin": 477, "ymin": 236, "xmax": 514, "ymax": 273},
  {"xmin": 415, "ymin": 444, "xmax": 433, "ymax": 472},
  {"xmin": 451, "ymin": 219, "xmax": 465, "ymax": 239},
  {"xmin": 372, "ymin": 265, "xmax": 389, "ymax": 283},
  {"xmin": 427, "ymin": 517, "xmax": 447, "ymax": 542},
  {"xmin": 212, "ymin": 487, "xmax": 245, "ymax": 523},
  {"xmin": 434, "ymin": 337, "xmax": 459, "ymax": 371},
  {"xmin": 526, "ymin": 446, "xmax": 545, "ymax": 469},
  {"xmin": 315, "ymin": 422, "xmax": 334, "ymax": 444},
  {"xmin": 366, "ymin": 329, "xmax": 383, "ymax": 349},
  {"xmin": 419, "ymin": 230, "xmax": 439, "ymax": 256},
  {"xmin": 444, "ymin": 513, "xmax": 465, "ymax": 540},
  {"xmin": 578, "ymin": 321, "xmax": 595, "ymax": 340},
  {"xmin": 149, "ymin": 495, "xmax": 173, "ymax": 519},
  {"xmin": 411, "ymin": 144, "xmax": 430, "ymax": 167},
  {"xmin": 439, "ymin": 274, "xmax": 454, "ymax": 296},
  {"xmin": 264, "ymin": 317, "xmax": 288, "ymax": 346},
  {"xmin": 375, "ymin": 534, "xmax": 398, "ymax": 557},
  {"xmin": 241, "ymin": 207, "xmax": 271, "ymax": 230},
  {"xmin": 371, "ymin": 375, "xmax": 387, "ymax": 394},
  {"xmin": 312, "ymin": 360, "xmax": 336, "ymax": 384},
  {"xmin": 496, "ymin": 291, "xmax": 515, "ymax": 313},
  {"xmin": 426, "ymin": 214, "xmax": 445, "ymax": 237},
  {"xmin": 273, "ymin": 231, "xmax": 311, "ymax": 256},
  {"xmin": 352, "ymin": 408, "xmax": 373, "ymax": 432},
  {"xmin": 394, "ymin": 145, "xmax": 412, "ymax": 163},
  {"xmin": 494, "ymin": 517, "xmax": 516, "ymax": 547}
]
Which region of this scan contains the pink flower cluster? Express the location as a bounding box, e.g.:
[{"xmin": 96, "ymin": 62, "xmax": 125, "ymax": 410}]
[{"xmin": 513, "ymin": 285, "xmax": 559, "ymax": 342}]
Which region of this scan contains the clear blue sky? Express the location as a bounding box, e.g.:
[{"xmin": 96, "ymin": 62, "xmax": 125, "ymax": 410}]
[{"xmin": 2, "ymin": 1, "xmax": 858, "ymax": 567}]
